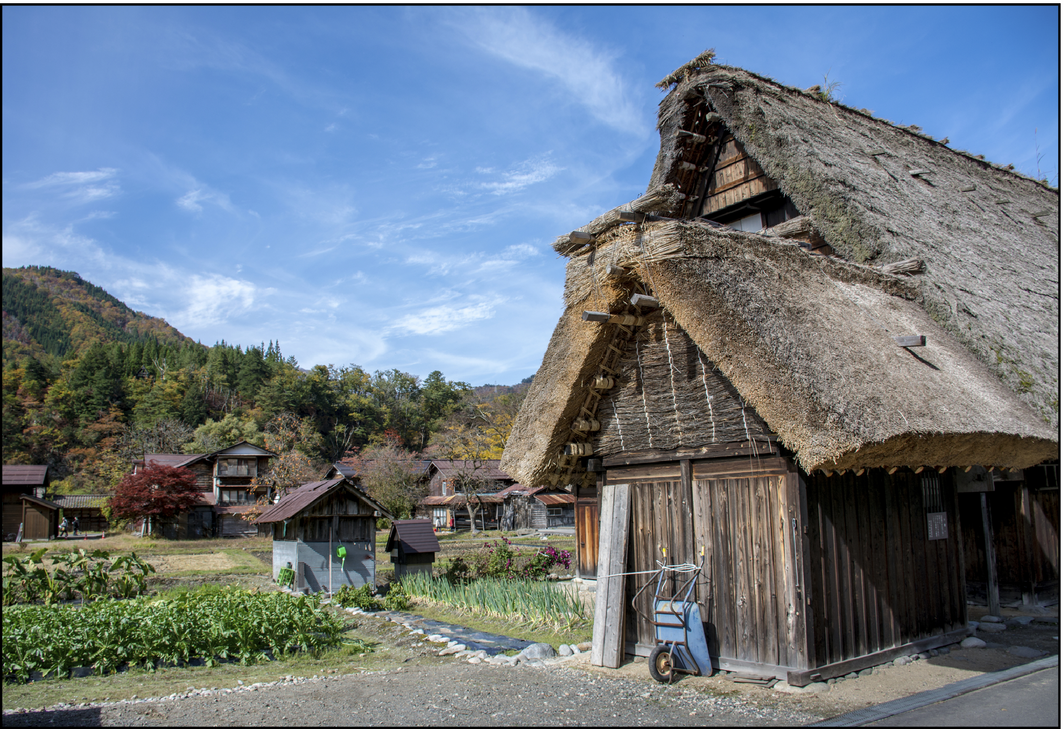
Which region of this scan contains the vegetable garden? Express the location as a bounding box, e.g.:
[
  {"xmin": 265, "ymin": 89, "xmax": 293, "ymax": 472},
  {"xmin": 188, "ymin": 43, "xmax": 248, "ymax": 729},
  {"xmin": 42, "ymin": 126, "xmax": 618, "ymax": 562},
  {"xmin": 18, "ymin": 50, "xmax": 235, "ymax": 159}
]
[{"xmin": 3, "ymin": 587, "xmax": 349, "ymax": 682}]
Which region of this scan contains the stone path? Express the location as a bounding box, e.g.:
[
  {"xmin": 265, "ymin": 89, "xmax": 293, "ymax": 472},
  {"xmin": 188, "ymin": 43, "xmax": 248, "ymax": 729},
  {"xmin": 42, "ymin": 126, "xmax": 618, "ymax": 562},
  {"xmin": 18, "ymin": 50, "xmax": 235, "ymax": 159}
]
[{"xmin": 351, "ymin": 608, "xmax": 533, "ymax": 656}]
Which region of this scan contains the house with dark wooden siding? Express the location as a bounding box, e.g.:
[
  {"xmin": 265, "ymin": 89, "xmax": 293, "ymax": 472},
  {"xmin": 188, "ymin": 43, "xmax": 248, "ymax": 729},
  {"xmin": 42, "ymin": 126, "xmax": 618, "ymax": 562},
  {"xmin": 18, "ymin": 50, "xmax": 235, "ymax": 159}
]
[
  {"xmin": 133, "ymin": 441, "xmax": 275, "ymax": 538},
  {"xmin": 416, "ymin": 460, "xmax": 515, "ymax": 529},
  {"xmin": 256, "ymin": 477, "xmax": 391, "ymax": 593},
  {"xmin": 501, "ymin": 54, "xmax": 1058, "ymax": 685},
  {"xmin": 2, "ymin": 465, "xmax": 50, "ymax": 540}
]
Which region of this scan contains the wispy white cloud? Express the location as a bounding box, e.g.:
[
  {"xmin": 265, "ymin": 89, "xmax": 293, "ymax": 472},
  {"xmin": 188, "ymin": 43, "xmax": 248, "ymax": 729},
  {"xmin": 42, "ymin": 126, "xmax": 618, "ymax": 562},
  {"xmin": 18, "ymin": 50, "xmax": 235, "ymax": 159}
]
[
  {"xmin": 478, "ymin": 157, "xmax": 561, "ymax": 195},
  {"xmin": 391, "ymin": 296, "xmax": 504, "ymax": 336},
  {"xmin": 22, "ymin": 168, "xmax": 120, "ymax": 205},
  {"xmin": 451, "ymin": 7, "xmax": 643, "ymax": 135},
  {"xmin": 176, "ymin": 186, "xmax": 234, "ymax": 214}
]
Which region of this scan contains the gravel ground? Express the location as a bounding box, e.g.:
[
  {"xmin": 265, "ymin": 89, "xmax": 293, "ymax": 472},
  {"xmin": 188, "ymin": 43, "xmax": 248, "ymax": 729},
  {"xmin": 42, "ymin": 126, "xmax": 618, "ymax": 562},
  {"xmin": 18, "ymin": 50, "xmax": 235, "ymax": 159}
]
[{"xmin": 1, "ymin": 661, "xmax": 820, "ymax": 727}]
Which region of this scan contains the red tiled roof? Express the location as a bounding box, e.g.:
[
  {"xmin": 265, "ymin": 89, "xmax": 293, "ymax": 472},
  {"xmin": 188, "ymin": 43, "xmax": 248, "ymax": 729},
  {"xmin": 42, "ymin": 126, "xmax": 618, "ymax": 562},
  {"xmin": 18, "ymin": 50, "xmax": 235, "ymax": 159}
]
[
  {"xmin": 535, "ymin": 492, "xmax": 575, "ymax": 506},
  {"xmin": 3, "ymin": 465, "xmax": 49, "ymax": 486}
]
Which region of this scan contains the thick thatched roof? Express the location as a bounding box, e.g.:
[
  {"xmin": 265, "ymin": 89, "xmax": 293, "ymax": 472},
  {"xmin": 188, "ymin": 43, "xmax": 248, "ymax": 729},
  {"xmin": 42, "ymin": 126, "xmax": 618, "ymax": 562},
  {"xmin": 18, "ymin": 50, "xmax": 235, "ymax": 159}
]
[
  {"xmin": 504, "ymin": 58, "xmax": 1058, "ymax": 487},
  {"xmin": 506, "ymin": 220, "xmax": 1055, "ymax": 483},
  {"xmin": 650, "ymin": 64, "xmax": 1059, "ymax": 428}
]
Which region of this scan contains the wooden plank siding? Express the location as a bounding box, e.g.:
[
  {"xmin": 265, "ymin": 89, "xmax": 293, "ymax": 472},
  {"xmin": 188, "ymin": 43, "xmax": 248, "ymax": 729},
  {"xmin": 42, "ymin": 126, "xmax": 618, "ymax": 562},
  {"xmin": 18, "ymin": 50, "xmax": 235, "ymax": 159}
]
[
  {"xmin": 960, "ymin": 473, "xmax": 1060, "ymax": 603},
  {"xmin": 803, "ymin": 470, "xmax": 967, "ymax": 668},
  {"xmin": 622, "ymin": 456, "xmax": 804, "ymax": 678}
]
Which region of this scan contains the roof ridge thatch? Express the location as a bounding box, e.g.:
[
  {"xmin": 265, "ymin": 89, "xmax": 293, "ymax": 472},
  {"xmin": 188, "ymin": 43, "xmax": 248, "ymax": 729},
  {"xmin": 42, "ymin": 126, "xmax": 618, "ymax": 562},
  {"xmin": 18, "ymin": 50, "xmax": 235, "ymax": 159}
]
[
  {"xmin": 656, "ymin": 49, "xmax": 717, "ymax": 90},
  {"xmin": 669, "ymin": 63, "xmax": 1056, "ymax": 187}
]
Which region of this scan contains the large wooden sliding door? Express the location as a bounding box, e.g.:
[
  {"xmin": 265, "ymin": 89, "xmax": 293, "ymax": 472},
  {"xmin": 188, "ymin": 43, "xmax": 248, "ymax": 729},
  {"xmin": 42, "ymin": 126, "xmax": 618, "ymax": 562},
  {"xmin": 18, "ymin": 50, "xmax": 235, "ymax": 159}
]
[{"xmin": 616, "ymin": 456, "xmax": 809, "ymax": 678}]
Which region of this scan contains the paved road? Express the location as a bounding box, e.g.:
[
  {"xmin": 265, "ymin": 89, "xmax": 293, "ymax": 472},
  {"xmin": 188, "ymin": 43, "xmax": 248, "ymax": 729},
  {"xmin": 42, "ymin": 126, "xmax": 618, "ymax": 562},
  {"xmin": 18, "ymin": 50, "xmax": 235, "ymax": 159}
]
[{"xmin": 868, "ymin": 665, "xmax": 1059, "ymax": 727}]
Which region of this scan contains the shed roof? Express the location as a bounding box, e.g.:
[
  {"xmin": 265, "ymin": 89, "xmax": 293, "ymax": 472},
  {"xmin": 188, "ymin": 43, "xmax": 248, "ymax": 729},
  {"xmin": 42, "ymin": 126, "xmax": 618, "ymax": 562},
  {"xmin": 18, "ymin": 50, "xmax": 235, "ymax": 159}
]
[
  {"xmin": 255, "ymin": 477, "xmax": 391, "ymax": 524},
  {"xmin": 2, "ymin": 465, "xmax": 49, "ymax": 486},
  {"xmin": 419, "ymin": 493, "xmax": 504, "ymax": 507},
  {"xmin": 386, "ymin": 519, "xmax": 440, "ymax": 554},
  {"xmin": 21, "ymin": 494, "xmax": 60, "ymax": 510}
]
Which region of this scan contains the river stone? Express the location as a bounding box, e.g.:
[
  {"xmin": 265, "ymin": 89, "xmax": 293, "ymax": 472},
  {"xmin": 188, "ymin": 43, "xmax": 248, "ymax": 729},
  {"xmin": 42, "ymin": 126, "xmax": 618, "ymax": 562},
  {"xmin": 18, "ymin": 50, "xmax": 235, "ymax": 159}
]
[
  {"xmin": 1007, "ymin": 646, "xmax": 1046, "ymax": 658},
  {"xmin": 427, "ymin": 634, "xmax": 449, "ymax": 643},
  {"xmin": 570, "ymin": 644, "xmax": 582, "ymax": 654},
  {"xmin": 859, "ymin": 668, "xmax": 873, "ymax": 677},
  {"xmin": 979, "ymin": 614, "xmax": 1003, "ymax": 622},
  {"xmin": 518, "ymin": 643, "xmax": 557, "ymax": 661},
  {"xmin": 893, "ymin": 656, "xmax": 911, "ymax": 667},
  {"xmin": 774, "ymin": 681, "xmax": 829, "ymax": 694},
  {"xmin": 439, "ymin": 644, "xmax": 466, "ymax": 656},
  {"xmin": 978, "ymin": 622, "xmax": 1007, "ymax": 633},
  {"xmin": 577, "ymin": 642, "xmax": 592, "ymax": 652},
  {"xmin": 960, "ymin": 637, "xmax": 986, "ymax": 649},
  {"xmin": 558, "ymin": 644, "xmax": 573, "ymax": 657},
  {"xmin": 1007, "ymin": 616, "xmax": 1034, "ymax": 626}
]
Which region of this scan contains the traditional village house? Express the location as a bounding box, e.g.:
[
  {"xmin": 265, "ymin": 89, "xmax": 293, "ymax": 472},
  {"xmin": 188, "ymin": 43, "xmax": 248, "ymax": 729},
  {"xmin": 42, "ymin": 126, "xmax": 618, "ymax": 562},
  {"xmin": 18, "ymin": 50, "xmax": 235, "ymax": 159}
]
[
  {"xmin": 256, "ymin": 476, "xmax": 391, "ymax": 593},
  {"xmin": 2, "ymin": 465, "xmax": 50, "ymax": 540},
  {"xmin": 132, "ymin": 441, "xmax": 275, "ymax": 537},
  {"xmin": 416, "ymin": 459, "xmax": 515, "ymax": 530},
  {"xmin": 501, "ymin": 54, "xmax": 1058, "ymax": 684},
  {"xmin": 50, "ymin": 494, "xmax": 110, "ymax": 534},
  {"xmin": 500, "ymin": 485, "xmax": 576, "ymax": 531}
]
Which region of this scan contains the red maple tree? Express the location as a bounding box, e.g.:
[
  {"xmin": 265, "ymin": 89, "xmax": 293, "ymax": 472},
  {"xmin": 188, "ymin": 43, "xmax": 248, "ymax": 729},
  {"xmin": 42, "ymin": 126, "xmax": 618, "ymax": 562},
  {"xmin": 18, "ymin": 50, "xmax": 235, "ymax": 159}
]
[{"xmin": 109, "ymin": 464, "xmax": 201, "ymax": 534}]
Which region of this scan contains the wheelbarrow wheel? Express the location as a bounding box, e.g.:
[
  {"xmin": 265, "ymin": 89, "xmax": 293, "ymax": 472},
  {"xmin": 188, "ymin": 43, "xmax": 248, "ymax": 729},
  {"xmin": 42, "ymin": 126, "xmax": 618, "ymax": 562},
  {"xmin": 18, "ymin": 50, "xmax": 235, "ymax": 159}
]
[{"xmin": 648, "ymin": 646, "xmax": 675, "ymax": 684}]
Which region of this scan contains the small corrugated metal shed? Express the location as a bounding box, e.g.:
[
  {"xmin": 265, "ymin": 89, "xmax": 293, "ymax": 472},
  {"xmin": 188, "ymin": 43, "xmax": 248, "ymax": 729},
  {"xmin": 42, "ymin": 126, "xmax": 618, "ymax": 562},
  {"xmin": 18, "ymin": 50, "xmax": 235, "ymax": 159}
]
[{"xmin": 386, "ymin": 519, "xmax": 440, "ymax": 579}]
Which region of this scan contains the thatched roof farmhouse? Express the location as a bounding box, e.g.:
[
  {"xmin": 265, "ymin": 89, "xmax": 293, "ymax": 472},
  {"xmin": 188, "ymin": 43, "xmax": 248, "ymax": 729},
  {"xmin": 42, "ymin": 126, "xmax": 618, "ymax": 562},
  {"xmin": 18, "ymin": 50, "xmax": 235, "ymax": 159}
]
[
  {"xmin": 501, "ymin": 55, "xmax": 1058, "ymax": 683},
  {"xmin": 505, "ymin": 58, "xmax": 1057, "ymax": 490}
]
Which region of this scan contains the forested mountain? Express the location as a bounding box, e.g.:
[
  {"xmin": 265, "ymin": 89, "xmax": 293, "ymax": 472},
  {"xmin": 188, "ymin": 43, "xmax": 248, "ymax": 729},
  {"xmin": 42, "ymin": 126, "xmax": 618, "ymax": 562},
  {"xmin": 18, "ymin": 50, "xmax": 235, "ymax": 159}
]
[
  {"xmin": 2, "ymin": 267, "xmax": 526, "ymax": 499},
  {"xmin": 3, "ymin": 266, "xmax": 197, "ymax": 366}
]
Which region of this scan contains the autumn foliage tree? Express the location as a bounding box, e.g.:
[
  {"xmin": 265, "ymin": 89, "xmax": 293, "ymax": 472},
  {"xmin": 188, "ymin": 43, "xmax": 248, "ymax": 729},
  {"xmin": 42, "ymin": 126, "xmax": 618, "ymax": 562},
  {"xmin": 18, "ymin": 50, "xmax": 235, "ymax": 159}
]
[
  {"xmin": 109, "ymin": 463, "xmax": 201, "ymax": 535},
  {"xmin": 341, "ymin": 430, "xmax": 425, "ymax": 520},
  {"xmin": 242, "ymin": 412, "xmax": 325, "ymax": 522}
]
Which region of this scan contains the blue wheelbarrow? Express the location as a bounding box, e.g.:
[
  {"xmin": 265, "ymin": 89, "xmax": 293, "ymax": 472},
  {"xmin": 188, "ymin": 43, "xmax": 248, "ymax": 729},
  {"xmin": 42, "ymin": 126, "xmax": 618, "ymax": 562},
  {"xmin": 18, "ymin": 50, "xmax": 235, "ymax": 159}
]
[{"xmin": 632, "ymin": 547, "xmax": 713, "ymax": 683}]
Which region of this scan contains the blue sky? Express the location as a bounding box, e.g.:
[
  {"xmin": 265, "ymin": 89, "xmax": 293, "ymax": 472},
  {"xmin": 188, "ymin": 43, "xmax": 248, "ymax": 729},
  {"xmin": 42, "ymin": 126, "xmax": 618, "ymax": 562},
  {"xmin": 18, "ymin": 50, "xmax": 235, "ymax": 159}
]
[{"xmin": 3, "ymin": 6, "xmax": 1058, "ymax": 386}]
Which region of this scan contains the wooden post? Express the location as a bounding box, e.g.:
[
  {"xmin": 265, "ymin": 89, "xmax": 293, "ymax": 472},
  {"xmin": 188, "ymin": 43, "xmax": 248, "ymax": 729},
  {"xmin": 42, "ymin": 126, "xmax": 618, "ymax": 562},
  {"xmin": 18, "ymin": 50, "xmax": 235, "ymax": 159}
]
[
  {"xmin": 1019, "ymin": 483, "xmax": 1037, "ymax": 606},
  {"xmin": 591, "ymin": 482, "xmax": 631, "ymax": 668},
  {"xmin": 979, "ymin": 492, "xmax": 1000, "ymax": 616},
  {"xmin": 329, "ymin": 519, "xmax": 333, "ymax": 596}
]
